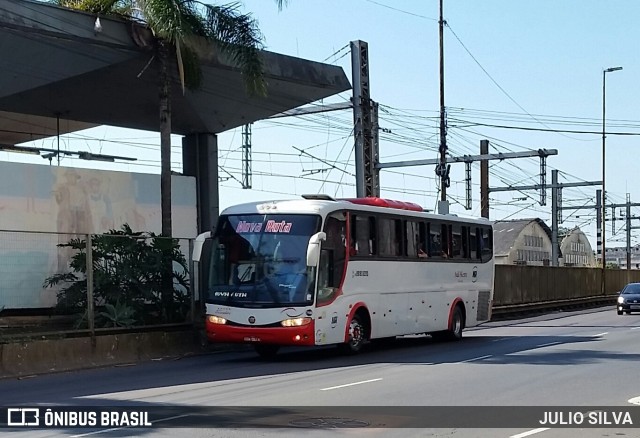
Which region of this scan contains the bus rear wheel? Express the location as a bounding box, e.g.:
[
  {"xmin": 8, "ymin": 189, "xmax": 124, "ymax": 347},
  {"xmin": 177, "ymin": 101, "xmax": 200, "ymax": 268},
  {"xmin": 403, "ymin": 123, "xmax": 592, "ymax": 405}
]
[
  {"xmin": 254, "ymin": 344, "xmax": 280, "ymax": 359},
  {"xmin": 447, "ymin": 306, "xmax": 464, "ymax": 341},
  {"xmin": 432, "ymin": 306, "xmax": 464, "ymax": 342},
  {"xmin": 338, "ymin": 314, "xmax": 368, "ymax": 354}
]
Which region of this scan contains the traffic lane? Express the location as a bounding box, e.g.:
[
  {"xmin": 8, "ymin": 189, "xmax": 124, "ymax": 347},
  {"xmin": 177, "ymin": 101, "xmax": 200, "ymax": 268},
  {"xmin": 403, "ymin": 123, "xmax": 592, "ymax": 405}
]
[
  {"xmin": 149, "ymin": 322, "xmax": 637, "ymax": 438},
  {"xmin": 335, "ymin": 328, "xmax": 640, "ymax": 407},
  {"xmin": 0, "ymin": 337, "xmax": 586, "ymax": 405},
  {"xmin": 3, "ymin": 311, "xmax": 640, "ymax": 438},
  {"xmin": 478, "ymin": 307, "xmax": 640, "ymax": 335},
  {"xmin": 1, "ymin": 308, "xmax": 637, "ymax": 406},
  {"xmin": 323, "ymin": 310, "xmax": 640, "ymax": 407},
  {"xmin": 253, "ymin": 333, "xmax": 639, "ymax": 408},
  {"xmin": 63, "ymin": 313, "xmax": 640, "ymax": 408},
  {"xmin": 8, "ymin": 333, "xmax": 608, "ymax": 406}
]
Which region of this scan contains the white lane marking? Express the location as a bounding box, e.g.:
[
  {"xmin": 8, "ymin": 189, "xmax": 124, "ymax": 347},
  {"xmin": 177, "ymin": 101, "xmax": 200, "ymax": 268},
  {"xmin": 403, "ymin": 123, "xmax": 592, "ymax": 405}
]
[
  {"xmin": 459, "ymin": 355, "xmax": 492, "ymax": 363},
  {"xmin": 320, "ymin": 378, "xmax": 383, "ymax": 391},
  {"xmin": 628, "ymin": 396, "xmax": 640, "ymax": 405},
  {"xmin": 71, "ymin": 426, "xmax": 122, "ymax": 437},
  {"xmin": 492, "ymin": 337, "xmax": 510, "ymax": 342},
  {"xmin": 509, "ymin": 427, "xmax": 550, "ymax": 438},
  {"xmin": 592, "ymin": 332, "xmax": 608, "ymax": 337},
  {"xmin": 631, "ymin": 327, "xmax": 640, "ymax": 330},
  {"xmin": 536, "ymin": 341, "xmax": 561, "ymax": 348},
  {"xmin": 70, "ymin": 414, "xmax": 190, "ymax": 437}
]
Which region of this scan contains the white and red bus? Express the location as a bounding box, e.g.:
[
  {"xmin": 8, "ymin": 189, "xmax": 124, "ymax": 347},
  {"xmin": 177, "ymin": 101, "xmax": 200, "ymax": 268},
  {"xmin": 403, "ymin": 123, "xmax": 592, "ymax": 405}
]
[{"xmin": 192, "ymin": 195, "xmax": 494, "ymax": 357}]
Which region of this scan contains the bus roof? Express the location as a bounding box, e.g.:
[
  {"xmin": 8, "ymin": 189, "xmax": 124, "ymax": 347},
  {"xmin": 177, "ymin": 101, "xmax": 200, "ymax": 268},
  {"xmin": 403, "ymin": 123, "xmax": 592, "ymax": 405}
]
[{"xmin": 220, "ymin": 196, "xmax": 492, "ymax": 226}]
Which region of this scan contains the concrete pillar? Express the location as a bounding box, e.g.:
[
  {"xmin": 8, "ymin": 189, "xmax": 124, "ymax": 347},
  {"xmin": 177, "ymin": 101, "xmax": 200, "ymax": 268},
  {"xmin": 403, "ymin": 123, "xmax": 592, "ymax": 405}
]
[{"xmin": 182, "ymin": 133, "xmax": 219, "ymax": 234}]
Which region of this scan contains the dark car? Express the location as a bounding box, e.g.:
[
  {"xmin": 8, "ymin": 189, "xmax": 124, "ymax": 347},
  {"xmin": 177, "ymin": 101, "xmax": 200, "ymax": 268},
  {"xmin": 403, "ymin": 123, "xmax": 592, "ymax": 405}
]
[{"xmin": 617, "ymin": 283, "xmax": 640, "ymax": 315}]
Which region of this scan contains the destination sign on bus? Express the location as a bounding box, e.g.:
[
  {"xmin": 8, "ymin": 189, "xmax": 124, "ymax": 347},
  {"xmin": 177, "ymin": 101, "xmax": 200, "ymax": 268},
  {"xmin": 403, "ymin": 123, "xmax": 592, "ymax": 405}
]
[{"xmin": 235, "ymin": 220, "xmax": 293, "ymax": 234}]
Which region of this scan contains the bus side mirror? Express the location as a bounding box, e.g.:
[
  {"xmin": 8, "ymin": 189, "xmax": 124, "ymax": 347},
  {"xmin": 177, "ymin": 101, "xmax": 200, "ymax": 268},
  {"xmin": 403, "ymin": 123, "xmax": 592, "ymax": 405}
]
[
  {"xmin": 307, "ymin": 232, "xmax": 326, "ymax": 267},
  {"xmin": 192, "ymin": 231, "xmax": 211, "ymax": 263}
]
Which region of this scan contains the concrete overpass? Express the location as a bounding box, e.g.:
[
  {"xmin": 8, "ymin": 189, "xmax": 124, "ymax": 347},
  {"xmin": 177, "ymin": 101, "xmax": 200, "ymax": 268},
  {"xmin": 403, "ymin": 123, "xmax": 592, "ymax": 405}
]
[{"xmin": 0, "ymin": 0, "xmax": 351, "ymax": 231}]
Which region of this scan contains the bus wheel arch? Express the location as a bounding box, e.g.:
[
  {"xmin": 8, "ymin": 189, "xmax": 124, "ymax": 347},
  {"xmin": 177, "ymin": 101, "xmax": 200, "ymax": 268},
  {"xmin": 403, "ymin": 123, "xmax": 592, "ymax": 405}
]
[{"xmin": 339, "ymin": 304, "xmax": 370, "ymax": 354}]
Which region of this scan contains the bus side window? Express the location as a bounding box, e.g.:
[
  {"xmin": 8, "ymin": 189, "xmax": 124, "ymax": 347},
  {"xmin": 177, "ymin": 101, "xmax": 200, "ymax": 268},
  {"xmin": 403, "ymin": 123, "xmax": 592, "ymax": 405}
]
[
  {"xmin": 441, "ymin": 224, "xmax": 451, "ymax": 259},
  {"xmin": 368, "ymin": 216, "xmax": 377, "ymax": 255},
  {"xmin": 418, "ymin": 222, "xmax": 428, "ymax": 258},
  {"xmin": 394, "ymin": 219, "xmax": 403, "ymax": 256},
  {"xmin": 481, "ymin": 226, "xmax": 493, "ymax": 262},
  {"xmin": 379, "ymin": 217, "xmax": 402, "ymax": 257},
  {"xmin": 470, "ymin": 227, "xmax": 478, "ymax": 260},
  {"xmin": 429, "ymin": 223, "xmax": 443, "ymax": 259},
  {"xmin": 461, "ymin": 226, "xmax": 469, "ymax": 259},
  {"xmin": 405, "ymin": 220, "xmax": 420, "ymax": 258},
  {"xmin": 351, "ymin": 214, "xmax": 377, "ymax": 256},
  {"xmin": 379, "ymin": 217, "xmax": 391, "ymax": 256},
  {"xmin": 451, "ymin": 225, "xmax": 462, "ymax": 259},
  {"xmin": 349, "ymin": 214, "xmax": 358, "ymax": 255}
]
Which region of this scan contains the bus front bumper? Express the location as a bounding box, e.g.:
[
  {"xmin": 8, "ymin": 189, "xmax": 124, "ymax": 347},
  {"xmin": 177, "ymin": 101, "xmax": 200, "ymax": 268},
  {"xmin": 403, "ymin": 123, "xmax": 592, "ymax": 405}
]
[{"xmin": 205, "ymin": 318, "xmax": 316, "ymax": 346}]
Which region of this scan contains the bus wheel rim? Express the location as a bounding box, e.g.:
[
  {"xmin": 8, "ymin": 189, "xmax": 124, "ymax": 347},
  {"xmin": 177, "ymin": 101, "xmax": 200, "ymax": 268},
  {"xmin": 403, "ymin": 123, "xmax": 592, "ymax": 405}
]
[
  {"xmin": 453, "ymin": 311, "xmax": 462, "ymax": 335},
  {"xmin": 350, "ymin": 319, "xmax": 364, "ymax": 347}
]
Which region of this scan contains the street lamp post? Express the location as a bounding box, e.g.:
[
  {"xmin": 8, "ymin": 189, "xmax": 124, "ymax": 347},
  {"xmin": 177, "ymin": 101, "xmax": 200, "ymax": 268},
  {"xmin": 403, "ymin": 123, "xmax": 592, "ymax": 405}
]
[{"xmin": 602, "ymin": 66, "xmax": 622, "ymax": 293}]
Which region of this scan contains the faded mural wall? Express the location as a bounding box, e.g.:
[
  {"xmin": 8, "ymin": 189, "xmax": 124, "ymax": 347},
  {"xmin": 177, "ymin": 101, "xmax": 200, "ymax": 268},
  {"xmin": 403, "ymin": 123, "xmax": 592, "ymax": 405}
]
[{"xmin": 0, "ymin": 161, "xmax": 197, "ymax": 309}]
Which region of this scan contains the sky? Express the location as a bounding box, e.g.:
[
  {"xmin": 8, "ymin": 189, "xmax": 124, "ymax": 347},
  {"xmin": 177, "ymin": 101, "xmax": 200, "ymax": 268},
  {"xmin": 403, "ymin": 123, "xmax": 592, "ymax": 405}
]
[{"xmin": 10, "ymin": 0, "xmax": 640, "ymax": 249}]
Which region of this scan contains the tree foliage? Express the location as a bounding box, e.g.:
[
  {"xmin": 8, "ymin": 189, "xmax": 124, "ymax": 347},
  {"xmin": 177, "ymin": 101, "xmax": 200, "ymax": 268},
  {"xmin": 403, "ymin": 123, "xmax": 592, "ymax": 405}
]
[
  {"xmin": 51, "ymin": 0, "xmax": 270, "ymax": 95},
  {"xmin": 50, "ymin": 0, "xmax": 132, "ymax": 15},
  {"xmin": 43, "ymin": 224, "xmax": 190, "ymax": 328},
  {"xmin": 48, "ymin": 0, "xmax": 286, "ymax": 237}
]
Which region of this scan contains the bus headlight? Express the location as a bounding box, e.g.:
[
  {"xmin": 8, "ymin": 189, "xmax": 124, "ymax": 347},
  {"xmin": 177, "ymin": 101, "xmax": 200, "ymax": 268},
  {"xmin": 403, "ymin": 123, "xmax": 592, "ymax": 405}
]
[
  {"xmin": 208, "ymin": 315, "xmax": 227, "ymax": 325},
  {"xmin": 617, "ymin": 296, "xmax": 625, "ymax": 304},
  {"xmin": 281, "ymin": 317, "xmax": 312, "ymax": 327}
]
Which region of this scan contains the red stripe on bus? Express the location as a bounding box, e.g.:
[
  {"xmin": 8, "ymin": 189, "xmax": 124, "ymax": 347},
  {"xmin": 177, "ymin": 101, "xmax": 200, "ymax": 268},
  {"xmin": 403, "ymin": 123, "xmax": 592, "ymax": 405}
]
[{"xmin": 342, "ymin": 197, "xmax": 423, "ymax": 212}]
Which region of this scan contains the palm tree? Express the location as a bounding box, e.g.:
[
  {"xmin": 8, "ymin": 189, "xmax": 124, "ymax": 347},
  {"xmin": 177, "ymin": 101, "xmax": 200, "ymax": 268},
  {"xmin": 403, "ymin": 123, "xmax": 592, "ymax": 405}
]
[{"xmin": 51, "ymin": 0, "xmax": 287, "ymax": 237}]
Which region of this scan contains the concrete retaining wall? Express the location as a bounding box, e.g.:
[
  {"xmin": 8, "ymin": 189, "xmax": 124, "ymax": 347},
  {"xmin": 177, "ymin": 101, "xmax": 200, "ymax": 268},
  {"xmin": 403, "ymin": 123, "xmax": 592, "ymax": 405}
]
[
  {"xmin": 494, "ymin": 265, "xmax": 640, "ymax": 306},
  {"xmin": 0, "ymin": 330, "xmax": 204, "ymax": 379}
]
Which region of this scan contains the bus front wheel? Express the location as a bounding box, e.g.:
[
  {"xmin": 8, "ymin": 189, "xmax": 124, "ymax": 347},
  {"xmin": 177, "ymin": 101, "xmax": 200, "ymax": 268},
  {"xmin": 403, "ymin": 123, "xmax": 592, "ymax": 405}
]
[{"xmin": 338, "ymin": 314, "xmax": 368, "ymax": 354}]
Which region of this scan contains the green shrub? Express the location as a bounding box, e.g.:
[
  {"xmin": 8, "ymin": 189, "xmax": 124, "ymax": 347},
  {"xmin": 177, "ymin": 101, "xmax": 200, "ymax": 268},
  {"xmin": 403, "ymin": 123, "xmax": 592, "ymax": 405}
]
[{"xmin": 43, "ymin": 224, "xmax": 190, "ymax": 327}]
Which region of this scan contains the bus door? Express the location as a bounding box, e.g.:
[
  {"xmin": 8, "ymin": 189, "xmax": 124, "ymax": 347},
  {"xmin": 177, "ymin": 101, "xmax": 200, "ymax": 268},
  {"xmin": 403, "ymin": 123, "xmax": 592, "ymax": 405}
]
[{"xmin": 314, "ymin": 211, "xmax": 348, "ymax": 345}]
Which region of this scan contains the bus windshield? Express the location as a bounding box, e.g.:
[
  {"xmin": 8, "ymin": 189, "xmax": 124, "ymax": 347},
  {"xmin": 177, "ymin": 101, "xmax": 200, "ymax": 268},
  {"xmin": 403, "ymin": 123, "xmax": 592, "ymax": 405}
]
[{"xmin": 208, "ymin": 214, "xmax": 321, "ymax": 308}]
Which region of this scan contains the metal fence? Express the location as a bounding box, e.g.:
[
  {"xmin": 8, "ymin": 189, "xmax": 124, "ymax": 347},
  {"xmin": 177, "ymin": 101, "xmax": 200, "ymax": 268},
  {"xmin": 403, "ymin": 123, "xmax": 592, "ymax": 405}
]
[{"xmin": 0, "ymin": 229, "xmax": 196, "ymax": 342}]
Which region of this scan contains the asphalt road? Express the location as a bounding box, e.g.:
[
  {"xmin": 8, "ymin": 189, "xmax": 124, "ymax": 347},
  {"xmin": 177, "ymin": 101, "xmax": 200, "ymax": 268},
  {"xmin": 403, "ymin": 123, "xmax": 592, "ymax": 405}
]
[{"xmin": 2, "ymin": 306, "xmax": 640, "ymax": 438}]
